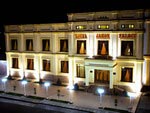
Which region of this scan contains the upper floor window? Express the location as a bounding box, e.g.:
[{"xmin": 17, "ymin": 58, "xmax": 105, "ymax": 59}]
[
  {"xmin": 97, "ymin": 41, "xmax": 109, "ymax": 55},
  {"xmin": 11, "ymin": 39, "xmax": 18, "ymax": 50},
  {"xmin": 12, "ymin": 58, "xmax": 18, "ymax": 68},
  {"xmin": 76, "ymin": 25, "xmax": 86, "ymax": 30},
  {"xmin": 121, "ymin": 67, "xmax": 133, "ymax": 82},
  {"xmin": 43, "ymin": 60, "xmax": 50, "ymax": 71},
  {"xmin": 121, "ymin": 24, "xmax": 134, "ymax": 29},
  {"xmin": 61, "ymin": 61, "xmax": 69, "ymax": 73},
  {"xmin": 60, "ymin": 39, "xmax": 68, "ymax": 52},
  {"xmin": 76, "ymin": 64, "xmax": 85, "ymax": 78},
  {"xmin": 97, "ymin": 25, "xmax": 109, "ymax": 29},
  {"xmin": 77, "ymin": 40, "xmax": 86, "ymax": 54},
  {"xmin": 26, "ymin": 39, "xmax": 33, "ymax": 51},
  {"xmin": 121, "ymin": 41, "xmax": 133, "ymax": 56},
  {"xmin": 42, "ymin": 39, "xmax": 50, "ymax": 51},
  {"xmin": 27, "ymin": 59, "xmax": 34, "ymax": 70}
]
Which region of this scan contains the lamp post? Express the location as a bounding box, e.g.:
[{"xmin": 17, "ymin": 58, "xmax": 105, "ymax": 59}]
[
  {"xmin": 44, "ymin": 82, "xmax": 50, "ymax": 99},
  {"xmin": 127, "ymin": 92, "xmax": 136, "ymax": 111},
  {"xmin": 2, "ymin": 78, "xmax": 7, "ymax": 92},
  {"xmin": 98, "ymin": 88, "xmax": 104, "ymax": 108},
  {"xmin": 22, "ymin": 80, "xmax": 27, "ymax": 96},
  {"xmin": 67, "ymin": 85, "xmax": 74, "ymax": 103}
]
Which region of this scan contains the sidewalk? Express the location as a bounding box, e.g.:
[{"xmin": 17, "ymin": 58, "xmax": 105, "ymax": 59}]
[{"xmin": 0, "ymin": 79, "xmax": 141, "ymax": 113}]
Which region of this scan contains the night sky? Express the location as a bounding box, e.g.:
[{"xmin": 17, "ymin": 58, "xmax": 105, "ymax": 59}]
[{"xmin": 0, "ymin": 0, "xmax": 149, "ymax": 59}]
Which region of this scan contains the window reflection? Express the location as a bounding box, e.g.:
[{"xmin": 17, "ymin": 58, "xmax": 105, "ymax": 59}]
[
  {"xmin": 43, "ymin": 60, "xmax": 50, "ymax": 71},
  {"xmin": 42, "ymin": 39, "xmax": 50, "ymax": 51},
  {"xmin": 11, "ymin": 39, "xmax": 18, "ymax": 50},
  {"xmin": 77, "ymin": 40, "xmax": 86, "ymax": 54},
  {"xmin": 61, "ymin": 61, "xmax": 69, "ymax": 73},
  {"xmin": 97, "ymin": 41, "xmax": 109, "ymax": 55},
  {"xmin": 26, "ymin": 39, "xmax": 33, "ymax": 51},
  {"xmin": 76, "ymin": 64, "xmax": 85, "ymax": 78},
  {"xmin": 121, "ymin": 41, "xmax": 133, "ymax": 56},
  {"xmin": 121, "ymin": 67, "xmax": 133, "ymax": 82},
  {"xmin": 12, "ymin": 58, "xmax": 18, "ymax": 68},
  {"xmin": 27, "ymin": 59, "xmax": 34, "ymax": 70},
  {"xmin": 60, "ymin": 39, "xmax": 68, "ymax": 52}
]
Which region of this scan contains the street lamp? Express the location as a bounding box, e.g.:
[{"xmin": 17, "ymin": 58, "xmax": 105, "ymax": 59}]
[
  {"xmin": 98, "ymin": 88, "xmax": 104, "ymax": 108},
  {"xmin": 67, "ymin": 85, "xmax": 74, "ymax": 103},
  {"xmin": 44, "ymin": 82, "xmax": 50, "ymax": 99},
  {"xmin": 22, "ymin": 80, "xmax": 27, "ymax": 96},
  {"xmin": 127, "ymin": 92, "xmax": 136, "ymax": 108},
  {"xmin": 2, "ymin": 78, "xmax": 7, "ymax": 92}
]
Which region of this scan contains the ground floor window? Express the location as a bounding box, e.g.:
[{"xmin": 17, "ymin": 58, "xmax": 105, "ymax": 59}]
[
  {"xmin": 121, "ymin": 67, "xmax": 133, "ymax": 82},
  {"xmin": 76, "ymin": 64, "xmax": 85, "ymax": 78},
  {"xmin": 27, "ymin": 59, "xmax": 34, "ymax": 70},
  {"xmin": 61, "ymin": 61, "xmax": 69, "ymax": 73},
  {"xmin": 43, "ymin": 60, "xmax": 50, "ymax": 71},
  {"xmin": 12, "ymin": 58, "xmax": 18, "ymax": 68},
  {"xmin": 95, "ymin": 70, "xmax": 109, "ymax": 83}
]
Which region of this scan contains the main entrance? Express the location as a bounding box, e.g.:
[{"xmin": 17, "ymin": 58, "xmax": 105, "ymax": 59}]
[{"xmin": 94, "ymin": 70, "xmax": 110, "ymax": 84}]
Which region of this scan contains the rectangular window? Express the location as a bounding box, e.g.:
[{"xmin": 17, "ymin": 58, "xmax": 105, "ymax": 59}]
[
  {"xmin": 121, "ymin": 41, "xmax": 133, "ymax": 56},
  {"xmin": 27, "ymin": 59, "xmax": 34, "ymax": 70},
  {"xmin": 61, "ymin": 61, "xmax": 69, "ymax": 73},
  {"xmin": 42, "ymin": 39, "xmax": 50, "ymax": 51},
  {"xmin": 26, "ymin": 39, "xmax": 33, "ymax": 51},
  {"xmin": 76, "ymin": 25, "xmax": 86, "ymax": 30},
  {"xmin": 76, "ymin": 64, "xmax": 85, "ymax": 78},
  {"xmin": 60, "ymin": 39, "xmax": 68, "ymax": 52},
  {"xmin": 43, "ymin": 60, "xmax": 50, "ymax": 71},
  {"xmin": 121, "ymin": 67, "xmax": 133, "ymax": 82},
  {"xmin": 97, "ymin": 41, "xmax": 109, "ymax": 55},
  {"xmin": 12, "ymin": 58, "xmax": 18, "ymax": 68},
  {"xmin": 121, "ymin": 24, "xmax": 134, "ymax": 29},
  {"xmin": 97, "ymin": 25, "xmax": 109, "ymax": 29},
  {"xmin": 77, "ymin": 40, "xmax": 86, "ymax": 54},
  {"xmin": 11, "ymin": 39, "xmax": 18, "ymax": 50}
]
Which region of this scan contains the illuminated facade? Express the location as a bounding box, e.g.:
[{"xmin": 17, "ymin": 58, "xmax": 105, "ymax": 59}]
[{"xmin": 5, "ymin": 9, "xmax": 150, "ymax": 92}]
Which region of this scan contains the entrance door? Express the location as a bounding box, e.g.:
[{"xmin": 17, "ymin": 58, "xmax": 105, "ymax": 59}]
[{"xmin": 95, "ymin": 70, "xmax": 109, "ymax": 83}]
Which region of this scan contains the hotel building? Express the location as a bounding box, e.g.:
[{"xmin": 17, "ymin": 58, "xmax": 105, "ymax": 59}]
[{"xmin": 4, "ymin": 9, "xmax": 150, "ymax": 92}]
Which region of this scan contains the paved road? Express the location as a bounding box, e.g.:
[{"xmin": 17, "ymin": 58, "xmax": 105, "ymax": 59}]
[{"xmin": 135, "ymin": 93, "xmax": 150, "ymax": 113}]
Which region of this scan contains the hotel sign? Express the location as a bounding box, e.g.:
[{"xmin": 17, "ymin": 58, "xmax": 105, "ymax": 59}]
[
  {"xmin": 75, "ymin": 34, "xmax": 87, "ymax": 39},
  {"xmin": 119, "ymin": 34, "xmax": 137, "ymax": 38},
  {"xmin": 96, "ymin": 34, "xmax": 110, "ymax": 39}
]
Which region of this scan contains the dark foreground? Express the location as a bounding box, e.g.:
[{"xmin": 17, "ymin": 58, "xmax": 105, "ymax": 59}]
[{"xmin": 0, "ymin": 96, "xmax": 93, "ymax": 113}]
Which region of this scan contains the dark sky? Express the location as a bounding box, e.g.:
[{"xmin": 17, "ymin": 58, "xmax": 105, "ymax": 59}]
[
  {"xmin": 0, "ymin": 0, "xmax": 149, "ymax": 25},
  {"xmin": 0, "ymin": 0, "xmax": 149, "ymax": 59}
]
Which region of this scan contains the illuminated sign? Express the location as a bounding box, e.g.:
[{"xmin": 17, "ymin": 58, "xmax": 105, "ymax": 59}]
[
  {"xmin": 96, "ymin": 34, "xmax": 110, "ymax": 39},
  {"xmin": 75, "ymin": 34, "xmax": 87, "ymax": 39},
  {"xmin": 119, "ymin": 34, "xmax": 136, "ymax": 38}
]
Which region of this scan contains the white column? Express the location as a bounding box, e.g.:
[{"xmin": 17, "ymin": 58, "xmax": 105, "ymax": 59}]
[
  {"xmin": 5, "ymin": 34, "xmax": 10, "ymax": 51},
  {"xmin": 87, "ymin": 33, "xmax": 94, "ymax": 58},
  {"xmin": 144, "ymin": 22, "xmax": 150, "ymax": 55},
  {"xmin": 6, "ymin": 53, "xmax": 10, "ymax": 76},
  {"xmin": 144, "ymin": 56, "xmax": 150, "ymax": 86},
  {"xmin": 34, "ymin": 55, "xmax": 40, "ymax": 81},
  {"xmin": 85, "ymin": 66, "xmax": 89, "ymax": 86},
  {"xmin": 111, "ymin": 33, "xmax": 118, "ymax": 59},
  {"xmin": 109, "ymin": 69, "xmax": 113, "ymax": 89},
  {"xmin": 35, "ymin": 33, "xmax": 41, "ymax": 52},
  {"xmin": 69, "ymin": 57, "xmax": 74, "ymax": 86},
  {"xmin": 136, "ymin": 33, "xmax": 143, "ymax": 59},
  {"xmin": 20, "ymin": 33, "xmax": 24, "ymax": 52},
  {"xmin": 135, "ymin": 62, "xmax": 142, "ymax": 92},
  {"xmin": 53, "ymin": 55, "xmax": 58, "ymax": 75},
  {"xmin": 20, "ymin": 53, "xmax": 25, "ymax": 78},
  {"xmin": 68, "ymin": 33, "xmax": 75, "ymax": 55}
]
